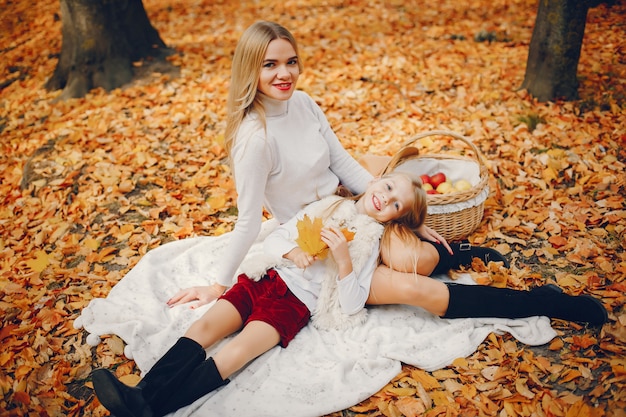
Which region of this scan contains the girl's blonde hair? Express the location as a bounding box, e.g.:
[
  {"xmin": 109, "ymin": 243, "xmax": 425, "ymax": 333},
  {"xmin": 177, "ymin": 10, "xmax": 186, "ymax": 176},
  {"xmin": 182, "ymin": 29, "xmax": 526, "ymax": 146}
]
[
  {"xmin": 378, "ymin": 171, "xmax": 428, "ymax": 270},
  {"xmin": 383, "ymin": 171, "xmax": 428, "ymax": 231},
  {"xmin": 224, "ymin": 21, "xmax": 303, "ymax": 159}
]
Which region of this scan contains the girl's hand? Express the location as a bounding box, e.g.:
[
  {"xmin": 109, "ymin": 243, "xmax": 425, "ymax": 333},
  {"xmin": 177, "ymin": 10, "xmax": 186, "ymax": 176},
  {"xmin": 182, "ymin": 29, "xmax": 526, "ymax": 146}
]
[
  {"xmin": 285, "ymin": 247, "xmax": 315, "ymax": 269},
  {"xmin": 167, "ymin": 283, "xmax": 227, "ymax": 309},
  {"xmin": 321, "ymin": 227, "xmax": 352, "ymax": 278},
  {"xmin": 415, "ymin": 224, "xmax": 453, "ymax": 254}
]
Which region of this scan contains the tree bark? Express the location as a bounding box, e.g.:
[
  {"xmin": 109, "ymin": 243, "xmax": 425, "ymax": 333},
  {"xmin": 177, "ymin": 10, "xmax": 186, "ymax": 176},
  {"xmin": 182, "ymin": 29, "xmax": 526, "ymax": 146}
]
[
  {"xmin": 521, "ymin": 0, "xmax": 590, "ymax": 102},
  {"xmin": 46, "ymin": 0, "xmax": 169, "ymax": 100}
]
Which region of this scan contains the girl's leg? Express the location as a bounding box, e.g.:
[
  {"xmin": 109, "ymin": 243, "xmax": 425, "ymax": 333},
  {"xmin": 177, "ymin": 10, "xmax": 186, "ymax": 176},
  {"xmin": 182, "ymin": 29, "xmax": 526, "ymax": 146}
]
[
  {"xmin": 367, "ymin": 265, "xmax": 450, "ymax": 317},
  {"xmin": 156, "ymin": 320, "xmax": 281, "ymax": 415},
  {"xmin": 213, "ymin": 320, "xmax": 281, "ymax": 379},
  {"xmin": 92, "ymin": 336, "xmax": 206, "ymax": 417},
  {"xmin": 184, "ymin": 299, "xmax": 245, "ymax": 348},
  {"xmin": 92, "ymin": 299, "xmax": 244, "ymax": 417}
]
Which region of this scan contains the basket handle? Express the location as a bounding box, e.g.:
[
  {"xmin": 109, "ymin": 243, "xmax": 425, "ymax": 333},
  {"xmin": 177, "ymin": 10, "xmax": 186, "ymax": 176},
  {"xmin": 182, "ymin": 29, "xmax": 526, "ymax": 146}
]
[{"xmin": 387, "ymin": 130, "xmax": 486, "ymax": 172}]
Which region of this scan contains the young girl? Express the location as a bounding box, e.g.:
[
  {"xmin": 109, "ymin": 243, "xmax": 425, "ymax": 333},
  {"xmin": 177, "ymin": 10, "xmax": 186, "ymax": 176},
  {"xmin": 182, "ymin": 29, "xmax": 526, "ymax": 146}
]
[{"xmin": 92, "ymin": 171, "xmax": 427, "ymax": 417}]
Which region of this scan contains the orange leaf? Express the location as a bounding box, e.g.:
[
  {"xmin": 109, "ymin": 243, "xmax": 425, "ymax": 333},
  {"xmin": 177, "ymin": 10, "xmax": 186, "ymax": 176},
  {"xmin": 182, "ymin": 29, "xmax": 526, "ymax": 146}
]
[{"xmin": 12, "ymin": 391, "xmax": 31, "ymax": 406}]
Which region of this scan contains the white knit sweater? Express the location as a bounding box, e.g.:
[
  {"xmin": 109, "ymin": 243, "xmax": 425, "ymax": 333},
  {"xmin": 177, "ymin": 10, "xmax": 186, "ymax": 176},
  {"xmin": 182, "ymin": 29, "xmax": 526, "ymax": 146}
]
[{"xmin": 215, "ymin": 91, "xmax": 372, "ymax": 286}]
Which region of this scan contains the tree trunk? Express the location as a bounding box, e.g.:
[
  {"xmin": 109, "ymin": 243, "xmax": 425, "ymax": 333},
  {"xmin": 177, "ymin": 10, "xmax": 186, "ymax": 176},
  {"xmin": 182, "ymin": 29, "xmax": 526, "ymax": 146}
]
[
  {"xmin": 45, "ymin": 0, "xmax": 169, "ymax": 100},
  {"xmin": 520, "ymin": 0, "xmax": 590, "ymax": 102}
]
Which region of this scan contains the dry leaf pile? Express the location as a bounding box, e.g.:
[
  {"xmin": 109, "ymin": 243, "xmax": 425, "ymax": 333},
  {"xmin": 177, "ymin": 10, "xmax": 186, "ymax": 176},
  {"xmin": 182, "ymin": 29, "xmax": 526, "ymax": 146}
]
[{"xmin": 1, "ymin": 0, "xmax": 625, "ymax": 416}]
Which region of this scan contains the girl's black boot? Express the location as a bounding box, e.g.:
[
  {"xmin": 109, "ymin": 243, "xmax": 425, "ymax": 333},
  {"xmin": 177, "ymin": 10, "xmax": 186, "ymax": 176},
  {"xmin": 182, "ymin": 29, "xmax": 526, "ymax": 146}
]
[
  {"xmin": 92, "ymin": 336, "xmax": 206, "ymax": 417},
  {"xmin": 442, "ymin": 283, "xmax": 608, "ymax": 325},
  {"xmin": 157, "ymin": 357, "xmax": 230, "ymax": 416}
]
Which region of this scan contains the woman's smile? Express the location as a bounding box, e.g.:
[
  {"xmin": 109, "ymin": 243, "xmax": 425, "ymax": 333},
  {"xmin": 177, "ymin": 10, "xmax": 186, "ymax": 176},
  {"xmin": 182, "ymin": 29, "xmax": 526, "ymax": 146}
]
[{"xmin": 273, "ymin": 82, "xmax": 292, "ymax": 91}]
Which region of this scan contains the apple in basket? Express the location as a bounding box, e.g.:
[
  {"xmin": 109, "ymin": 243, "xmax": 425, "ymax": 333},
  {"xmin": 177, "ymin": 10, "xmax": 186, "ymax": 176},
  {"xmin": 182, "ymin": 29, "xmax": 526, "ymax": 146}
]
[
  {"xmin": 420, "ymin": 174, "xmax": 431, "ymax": 186},
  {"xmin": 436, "ymin": 181, "xmax": 453, "ymax": 194},
  {"xmin": 429, "ymin": 172, "xmax": 447, "ymax": 188},
  {"xmin": 454, "ymin": 179, "xmax": 472, "ymax": 191}
]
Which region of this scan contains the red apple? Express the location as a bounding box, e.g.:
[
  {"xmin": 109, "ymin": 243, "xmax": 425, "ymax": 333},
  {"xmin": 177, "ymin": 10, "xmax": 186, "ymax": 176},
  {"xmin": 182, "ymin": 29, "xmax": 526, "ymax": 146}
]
[
  {"xmin": 429, "ymin": 172, "xmax": 447, "ymax": 188},
  {"xmin": 426, "ymin": 189, "xmax": 439, "ymax": 194},
  {"xmin": 420, "ymin": 174, "xmax": 431, "ymax": 186}
]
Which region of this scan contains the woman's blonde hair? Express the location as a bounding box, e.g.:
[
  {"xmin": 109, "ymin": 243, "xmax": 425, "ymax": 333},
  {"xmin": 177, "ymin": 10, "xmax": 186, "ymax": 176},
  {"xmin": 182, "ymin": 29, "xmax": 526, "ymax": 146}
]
[{"xmin": 224, "ymin": 21, "xmax": 303, "ymax": 159}]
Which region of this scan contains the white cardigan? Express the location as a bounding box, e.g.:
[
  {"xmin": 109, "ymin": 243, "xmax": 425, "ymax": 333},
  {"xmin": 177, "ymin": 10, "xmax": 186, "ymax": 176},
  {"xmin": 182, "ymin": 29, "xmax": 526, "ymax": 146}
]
[{"xmin": 240, "ymin": 196, "xmax": 383, "ymax": 330}]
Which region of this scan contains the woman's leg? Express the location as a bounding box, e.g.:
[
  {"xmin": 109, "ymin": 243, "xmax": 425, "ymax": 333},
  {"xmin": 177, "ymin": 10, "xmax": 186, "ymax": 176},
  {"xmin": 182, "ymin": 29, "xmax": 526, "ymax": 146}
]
[
  {"xmin": 367, "ymin": 265, "xmax": 450, "ymax": 317},
  {"xmin": 367, "ymin": 267, "xmax": 607, "ymax": 325},
  {"xmin": 444, "ymin": 284, "xmax": 608, "ymax": 325}
]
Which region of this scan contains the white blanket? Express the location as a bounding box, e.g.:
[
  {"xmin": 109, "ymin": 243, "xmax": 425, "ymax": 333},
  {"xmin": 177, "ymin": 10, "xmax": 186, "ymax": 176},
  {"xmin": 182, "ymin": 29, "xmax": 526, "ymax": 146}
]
[{"xmin": 76, "ymin": 220, "xmax": 556, "ymax": 417}]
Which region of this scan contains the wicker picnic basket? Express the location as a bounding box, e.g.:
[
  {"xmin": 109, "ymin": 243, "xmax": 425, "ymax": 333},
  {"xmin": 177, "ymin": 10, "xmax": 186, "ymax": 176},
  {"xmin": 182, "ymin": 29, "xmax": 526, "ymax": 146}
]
[{"xmin": 382, "ymin": 130, "xmax": 489, "ymax": 242}]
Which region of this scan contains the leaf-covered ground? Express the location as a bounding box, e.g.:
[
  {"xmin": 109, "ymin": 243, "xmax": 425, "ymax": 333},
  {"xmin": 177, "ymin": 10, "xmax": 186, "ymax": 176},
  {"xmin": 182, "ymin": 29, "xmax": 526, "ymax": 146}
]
[{"xmin": 1, "ymin": 0, "xmax": 625, "ymax": 416}]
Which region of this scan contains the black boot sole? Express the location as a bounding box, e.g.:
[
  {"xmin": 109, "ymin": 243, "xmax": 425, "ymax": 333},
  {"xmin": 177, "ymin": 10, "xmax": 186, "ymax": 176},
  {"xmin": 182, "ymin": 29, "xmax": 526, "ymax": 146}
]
[{"xmin": 92, "ymin": 369, "xmax": 148, "ymax": 417}]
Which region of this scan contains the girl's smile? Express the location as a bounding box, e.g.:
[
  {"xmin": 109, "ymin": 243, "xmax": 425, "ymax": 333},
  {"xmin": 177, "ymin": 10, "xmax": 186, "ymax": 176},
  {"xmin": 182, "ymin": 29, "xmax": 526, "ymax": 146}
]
[
  {"xmin": 358, "ymin": 174, "xmax": 415, "ymax": 223},
  {"xmin": 371, "ymin": 195, "xmax": 382, "ymax": 211}
]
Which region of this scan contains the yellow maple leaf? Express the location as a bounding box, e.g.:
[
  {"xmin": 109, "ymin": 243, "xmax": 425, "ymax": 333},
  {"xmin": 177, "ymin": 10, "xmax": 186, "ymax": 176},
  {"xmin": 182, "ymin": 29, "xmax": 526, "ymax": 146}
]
[
  {"xmin": 295, "ymin": 214, "xmax": 355, "ymax": 260},
  {"xmin": 25, "ymin": 250, "xmax": 51, "ymax": 273}
]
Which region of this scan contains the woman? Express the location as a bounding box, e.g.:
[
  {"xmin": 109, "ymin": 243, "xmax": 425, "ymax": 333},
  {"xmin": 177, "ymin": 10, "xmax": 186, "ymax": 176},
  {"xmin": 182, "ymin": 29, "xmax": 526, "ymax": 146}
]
[
  {"xmin": 167, "ymin": 20, "xmax": 477, "ymax": 309},
  {"xmin": 169, "ymin": 21, "xmax": 606, "ymax": 327},
  {"xmin": 92, "ymin": 172, "xmax": 428, "ymax": 417}
]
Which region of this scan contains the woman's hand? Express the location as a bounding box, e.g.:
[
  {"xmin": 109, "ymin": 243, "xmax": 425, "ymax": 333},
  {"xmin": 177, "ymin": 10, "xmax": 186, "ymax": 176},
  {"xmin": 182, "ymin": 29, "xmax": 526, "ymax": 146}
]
[
  {"xmin": 167, "ymin": 283, "xmax": 227, "ymax": 309},
  {"xmin": 415, "ymin": 224, "xmax": 453, "ymax": 254},
  {"xmin": 321, "ymin": 227, "xmax": 352, "ymax": 278}
]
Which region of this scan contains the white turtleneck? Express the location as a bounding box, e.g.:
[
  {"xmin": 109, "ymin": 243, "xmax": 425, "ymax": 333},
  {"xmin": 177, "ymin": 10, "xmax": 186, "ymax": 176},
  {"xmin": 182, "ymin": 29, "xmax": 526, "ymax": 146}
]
[{"xmin": 214, "ymin": 90, "xmax": 373, "ymax": 286}]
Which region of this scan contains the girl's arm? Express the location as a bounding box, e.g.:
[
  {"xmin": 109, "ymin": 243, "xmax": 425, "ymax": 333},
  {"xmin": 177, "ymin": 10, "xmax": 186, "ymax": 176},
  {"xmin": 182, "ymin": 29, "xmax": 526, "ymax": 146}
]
[
  {"xmin": 334, "ymin": 242, "xmax": 379, "ymax": 315},
  {"xmin": 323, "ymin": 227, "xmax": 378, "ymax": 315},
  {"xmin": 414, "ymin": 224, "xmax": 452, "ymax": 254}
]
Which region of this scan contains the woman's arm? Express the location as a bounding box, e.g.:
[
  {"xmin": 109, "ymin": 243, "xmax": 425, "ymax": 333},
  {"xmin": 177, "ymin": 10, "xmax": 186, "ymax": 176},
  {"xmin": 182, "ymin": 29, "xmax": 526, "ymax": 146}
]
[
  {"xmin": 169, "ymin": 131, "xmax": 273, "ymax": 308},
  {"xmin": 305, "ymin": 93, "xmax": 373, "ymax": 194}
]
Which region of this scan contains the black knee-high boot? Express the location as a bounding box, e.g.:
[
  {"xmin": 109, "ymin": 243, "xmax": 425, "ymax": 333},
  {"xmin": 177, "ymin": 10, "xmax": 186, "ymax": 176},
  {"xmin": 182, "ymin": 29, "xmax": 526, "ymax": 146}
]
[
  {"xmin": 442, "ymin": 283, "xmax": 608, "ymax": 325},
  {"xmin": 157, "ymin": 357, "xmax": 229, "ymax": 416},
  {"xmin": 92, "ymin": 336, "xmax": 206, "ymax": 417},
  {"xmin": 430, "ymin": 242, "xmax": 510, "ymax": 275},
  {"xmin": 449, "ymin": 242, "xmax": 510, "ymax": 269}
]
